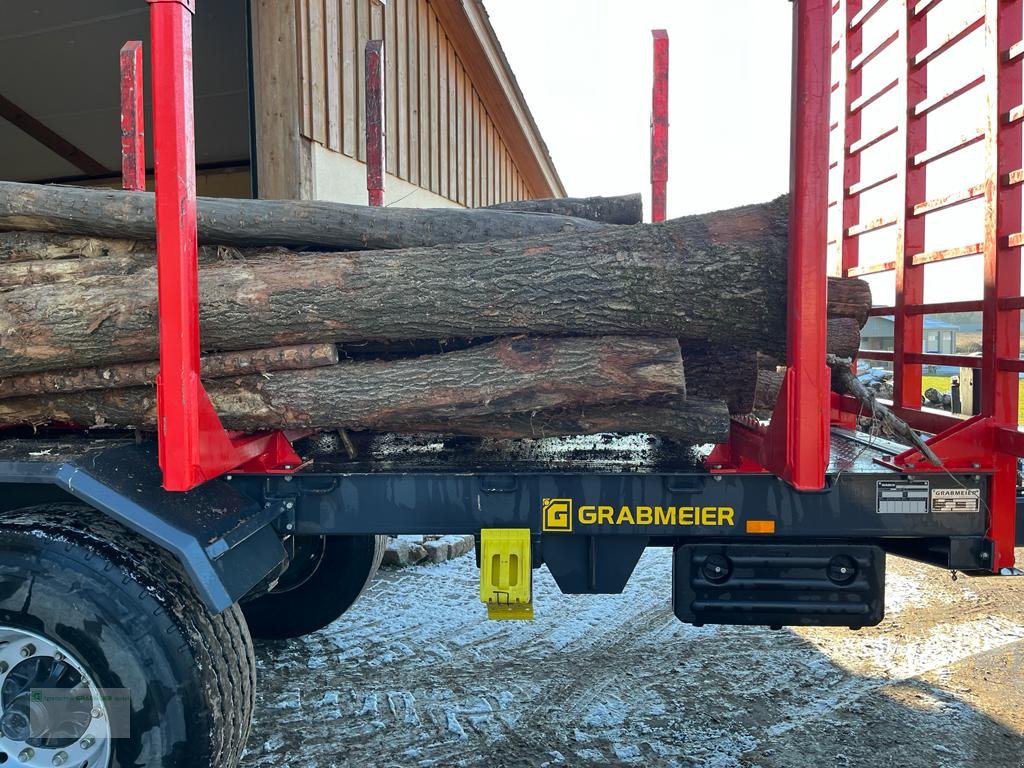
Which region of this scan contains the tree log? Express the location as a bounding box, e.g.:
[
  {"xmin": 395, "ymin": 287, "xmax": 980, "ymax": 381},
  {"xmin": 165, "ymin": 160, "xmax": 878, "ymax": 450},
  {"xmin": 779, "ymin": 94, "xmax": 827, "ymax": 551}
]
[
  {"xmin": 678, "ymin": 317, "xmax": 859, "ymax": 415},
  {"xmin": 0, "ymin": 232, "xmax": 147, "ymax": 262},
  {"xmin": 0, "ymin": 255, "xmax": 154, "ymax": 288},
  {"xmin": 753, "ymin": 367, "xmax": 785, "ymax": 411},
  {"xmin": 485, "ymin": 194, "xmax": 643, "ymax": 225},
  {"xmin": 0, "ymin": 198, "xmax": 784, "ymax": 374},
  {"xmin": 679, "ymin": 343, "xmax": 759, "ymax": 414},
  {"xmin": 828, "ymin": 276, "xmax": 873, "ymax": 327},
  {"xmin": 410, "ymin": 396, "xmax": 730, "ymax": 442},
  {"xmin": 0, "ymin": 344, "xmax": 339, "ymax": 399},
  {"xmin": 0, "ymin": 181, "xmax": 607, "ymax": 251},
  {"xmin": 0, "ymin": 197, "xmax": 871, "ymax": 376},
  {"xmin": 827, "ymin": 317, "xmax": 861, "ymax": 359},
  {"xmin": 0, "ymin": 336, "xmax": 691, "ymax": 434},
  {"xmin": 0, "ymin": 232, "xmax": 299, "ymax": 290}
]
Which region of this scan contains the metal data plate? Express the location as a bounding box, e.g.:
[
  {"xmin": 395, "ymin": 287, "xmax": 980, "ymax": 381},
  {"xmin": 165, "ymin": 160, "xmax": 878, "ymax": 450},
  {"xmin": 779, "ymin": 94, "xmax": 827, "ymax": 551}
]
[{"xmin": 876, "ymin": 480, "xmax": 929, "ymax": 514}]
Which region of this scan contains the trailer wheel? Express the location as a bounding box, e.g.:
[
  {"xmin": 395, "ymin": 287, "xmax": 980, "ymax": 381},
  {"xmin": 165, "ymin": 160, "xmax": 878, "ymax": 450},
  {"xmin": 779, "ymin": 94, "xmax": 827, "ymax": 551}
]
[
  {"xmin": 0, "ymin": 504, "xmax": 255, "ymax": 768},
  {"xmin": 242, "ymin": 534, "xmax": 385, "ymax": 639}
]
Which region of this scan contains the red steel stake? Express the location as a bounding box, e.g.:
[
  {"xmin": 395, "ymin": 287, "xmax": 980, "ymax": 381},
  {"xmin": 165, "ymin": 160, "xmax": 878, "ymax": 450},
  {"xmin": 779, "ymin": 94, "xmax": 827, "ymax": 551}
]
[
  {"xmin": 119, "ymin": 41, "xmax": 145, "ymax": 191},
  {"xmin": 148, "ymin": 0, "xmax": 301, "ymax": 490},
  {"xmin": 779, "ymin": 0, "xmax": 831, "ymax": 489},
  {"xmin": 650, "ymin": 30, "xmax": 669, "ymax": 222}
]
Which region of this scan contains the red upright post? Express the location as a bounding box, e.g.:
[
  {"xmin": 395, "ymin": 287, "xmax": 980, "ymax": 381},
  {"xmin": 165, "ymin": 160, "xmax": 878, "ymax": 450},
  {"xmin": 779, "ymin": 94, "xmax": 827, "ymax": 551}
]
[
  {"xmin": 119, "ymin": 40, "xmax": 145, "ymax": 191},
  {"xmin": 366, "ymin": 39, "xmax": 385, "ymax": 207},
  {"xmin": 148, "ymin": 0, "xmax": 303, "ymax": 490},
  {"xmin": 650, "ymin": 30, "xmax": 669, "ymax": 222},
  {"xmin": 983, "ymin": 0, "xmax": 1022, "ymax": 568},
  {"xmin": 781, "ymin": 0, "xmax": 831, "ymax": 489},
  {"xmin": 148, "ymin": 0, "xmax": 205, "ymax": 490}
]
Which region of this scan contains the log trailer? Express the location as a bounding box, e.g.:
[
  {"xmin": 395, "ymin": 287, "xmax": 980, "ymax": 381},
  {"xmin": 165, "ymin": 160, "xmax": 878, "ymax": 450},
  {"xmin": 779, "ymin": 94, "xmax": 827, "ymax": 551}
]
[{"xmin": 0, "ymin": 0, "xmax": 1021, "ymax": 765}]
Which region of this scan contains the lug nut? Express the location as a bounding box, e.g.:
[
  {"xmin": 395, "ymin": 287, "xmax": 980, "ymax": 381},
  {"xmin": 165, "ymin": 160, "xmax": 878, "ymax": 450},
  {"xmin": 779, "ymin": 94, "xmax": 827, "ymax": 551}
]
[
  {"xmin": 80, "ymin": 735, "xmax": 96, "ymax": 750},
  {"xmin": 52, "ymin": 751, "xmax": 69, "ymax": 765},
  {"xmin": 20, "ymin": 643, "xmax": 35, "ymax": 658},
  {"xmin": 18, "ymin": 747, "xmax": 34, "ymax": 761},
  {"xmin": 91, "ymin": 706, "xmax": 104, "ymax": 719},
  {"xmin": 53, "ymin": 651, "xmax": 64, "ymax": 663}
]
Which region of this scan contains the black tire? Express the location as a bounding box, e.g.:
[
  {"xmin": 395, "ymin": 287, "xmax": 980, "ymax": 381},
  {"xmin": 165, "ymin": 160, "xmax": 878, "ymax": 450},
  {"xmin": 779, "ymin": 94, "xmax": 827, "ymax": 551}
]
[
  {"xmin": 0, "ymin": 503, "xmax": 256, "ymax": 767},
  {"xmin": 242, "ymin": 534, "xmax": 385, "ymax": 640}
]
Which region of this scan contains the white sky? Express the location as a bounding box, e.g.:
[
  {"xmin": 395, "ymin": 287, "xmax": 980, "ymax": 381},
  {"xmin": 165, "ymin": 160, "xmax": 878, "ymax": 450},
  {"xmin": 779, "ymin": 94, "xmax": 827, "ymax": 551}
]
[
  {"xmin": 485, "ymin": 0, "xmax": 995, "ymax": 307},
  {"xmin": 484, "ymin": 0, "xmax": 794, "ymax": 221}
]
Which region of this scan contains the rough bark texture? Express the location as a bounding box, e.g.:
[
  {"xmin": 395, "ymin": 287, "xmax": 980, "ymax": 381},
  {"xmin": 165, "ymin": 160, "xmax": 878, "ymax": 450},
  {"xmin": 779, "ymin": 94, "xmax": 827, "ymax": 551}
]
[
  {"xmin": 0, "ymin": 255, "xmax": 154, "ymax": 288},
  {"xmin": 485, "ymin": 194, "xmax": 644, "ymax": 225},
  {"xmin": 679, "ymin": 343, "xmax": 759, "ymax": 414},
  {"xmin": 0, "ymin": 198, "xmax": 796, "ymax": 375},
  {"xmin": 0, "ymin": 336, "xmax": 690, "ymax": 433},
  {"xmin": 0, "ymin": 232, "xmax": 295, "ymax": 288},
  {"xmin": 827, "ymin": 317, "xmax": 862, "ymax": 360},
  {"xmin": 828, "ymin": 276, "xmax": 873, "ymax": 327},
  {"xmin": 753, "ymin": 367, "xmax": 785, "ymax": 411},
  {"xmin": 415, "ymin": 396, "xmax": 730, "ymax": 442},
  {"xmin": 0, "ymin": 344, "xmax": 339, "ymax": 399},
  {"xmin": 677, "ymin": 318, "xmax": 861, "ymax": 414},
  {"xmin": 0, "ymin": 232, "xmax": 147, "ymax": 262},
  {"xmin": 0, "ymin": 181, "xmax": 607, "ymax": 251}
]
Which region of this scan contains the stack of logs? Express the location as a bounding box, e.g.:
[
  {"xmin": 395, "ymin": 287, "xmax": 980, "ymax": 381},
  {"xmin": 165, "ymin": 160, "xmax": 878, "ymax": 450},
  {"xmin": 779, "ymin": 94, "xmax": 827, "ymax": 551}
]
[{"xmin": 0, "ymin": 181, "xmax": 871, "ymax": 445}]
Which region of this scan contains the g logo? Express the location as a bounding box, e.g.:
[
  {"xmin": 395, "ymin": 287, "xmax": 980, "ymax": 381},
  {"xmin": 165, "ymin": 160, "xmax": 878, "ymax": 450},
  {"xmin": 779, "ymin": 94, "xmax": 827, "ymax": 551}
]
[{"xmin": 542, "ymin": 498, "xmax": 573, "ymax": 532}]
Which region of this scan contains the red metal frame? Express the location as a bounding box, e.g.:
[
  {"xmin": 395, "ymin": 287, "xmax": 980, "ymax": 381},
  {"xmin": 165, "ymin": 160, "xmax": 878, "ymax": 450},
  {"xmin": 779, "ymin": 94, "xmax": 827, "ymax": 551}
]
[
  {"xmin": 148, "ymin": 0, "xmax": 301, "ymax": 491},
  {"xmin": 650, "ymin": 30, "xmax": 669, "ymax": 223},
  {"xmin": 119, "ymin": 41, "xmax": 145, "ymax": 191},
  {"xmin": 707, "ymin": 0, "xmax": 832, "ymax": 490},
  {"xmin": 826, "ymin": 0, "xmax": 1022, "ymax": 569},
  {"xmin": 365, "ymin": 39, "xmax": 385, "ymax": 207}
]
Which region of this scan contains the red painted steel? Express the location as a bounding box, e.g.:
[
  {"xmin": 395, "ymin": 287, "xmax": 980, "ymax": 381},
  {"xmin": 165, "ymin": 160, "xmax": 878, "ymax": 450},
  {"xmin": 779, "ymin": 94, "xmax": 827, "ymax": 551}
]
[
  {"xmin": 828, "ymin": 0, "xmax": 1023, "ymax": 570},
  {"xmin": 893, "ymin": 5, "xmax": 926, "ymax": 411},
  {"xmin": 707, "ymin": 0, "xmax": 831, "ymax": 490},
  {"xmin": 365, "ymin": 39, "xmax": 385, "ymax": 207},
  {"xmin": 981, "ymin": 0, "xmax": 1022, "ymax": 568},
  {"xmin": 119, "ymin": 41, "xmax": 145, "ymax": 191},
  {"xmin": 650, "ymin": 30, "xmax": 669, "ymax": 222},
  {"xmin": 148, "ymin": 0, "xmax": 300, "ymax": 491}
]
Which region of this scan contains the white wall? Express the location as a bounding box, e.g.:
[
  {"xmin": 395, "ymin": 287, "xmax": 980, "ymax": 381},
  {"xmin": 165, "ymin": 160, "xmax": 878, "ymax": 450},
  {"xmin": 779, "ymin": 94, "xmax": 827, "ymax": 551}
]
[{"xmin": 310, "ymin": 144, "xmax": 464, "ymax": 209}]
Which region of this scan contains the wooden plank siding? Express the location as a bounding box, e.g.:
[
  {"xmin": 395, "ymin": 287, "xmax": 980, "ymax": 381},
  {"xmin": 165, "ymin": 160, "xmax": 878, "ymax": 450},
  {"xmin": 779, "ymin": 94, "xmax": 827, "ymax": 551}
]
[{"xmin": 293, "ymin": 0, "xmax": 532, "ymax": 206}]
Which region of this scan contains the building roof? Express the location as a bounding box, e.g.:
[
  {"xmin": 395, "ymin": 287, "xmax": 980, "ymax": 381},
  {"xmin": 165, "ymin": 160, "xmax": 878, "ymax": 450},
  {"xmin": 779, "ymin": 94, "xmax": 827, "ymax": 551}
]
[
  {"xmin": 434, "ymin": 0, "xmax": 565, "ymax": 197},
  {"xmin": 866, "ymin": 315, "xmax": 960, "ymax": 331}
]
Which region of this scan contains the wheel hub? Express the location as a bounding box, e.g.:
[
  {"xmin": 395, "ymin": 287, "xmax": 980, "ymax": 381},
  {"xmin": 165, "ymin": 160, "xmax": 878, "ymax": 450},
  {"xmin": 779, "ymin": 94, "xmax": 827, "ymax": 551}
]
[{"xmin": 0, "ymin": 628, "xmax": 111, "ymax": 767}]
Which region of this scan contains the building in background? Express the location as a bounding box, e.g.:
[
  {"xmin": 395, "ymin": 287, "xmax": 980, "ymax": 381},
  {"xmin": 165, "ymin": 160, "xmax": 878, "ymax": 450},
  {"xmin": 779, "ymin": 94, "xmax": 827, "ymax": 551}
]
[
  {"xmin": 861, "ymin": 315, "xmax": 960, "ymax": 361},
  {"xmin": 0, "ymin": 0, "xmax": 563, "ymax": 207}
]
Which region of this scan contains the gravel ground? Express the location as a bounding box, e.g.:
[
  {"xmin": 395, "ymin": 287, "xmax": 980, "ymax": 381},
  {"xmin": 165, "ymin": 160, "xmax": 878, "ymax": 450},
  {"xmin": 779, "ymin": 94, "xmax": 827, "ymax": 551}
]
[{"xmin": 241, "ymin": 548, "xmax": 1024, "ymax": 768}]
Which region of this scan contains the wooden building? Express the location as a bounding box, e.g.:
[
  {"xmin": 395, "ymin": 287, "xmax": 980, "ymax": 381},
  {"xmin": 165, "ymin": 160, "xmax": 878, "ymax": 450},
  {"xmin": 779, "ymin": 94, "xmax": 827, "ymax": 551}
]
[{"xmin": 0, "ymin": 0, "xmax": 563, "ymax": 207}]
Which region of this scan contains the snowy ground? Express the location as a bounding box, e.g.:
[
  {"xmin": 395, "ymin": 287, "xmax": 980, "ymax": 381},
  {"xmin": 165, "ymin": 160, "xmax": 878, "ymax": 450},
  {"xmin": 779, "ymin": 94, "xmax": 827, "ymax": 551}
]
[{"xmin": 241, "ymin": 549, "xmax": 1024, "ymax": 768}]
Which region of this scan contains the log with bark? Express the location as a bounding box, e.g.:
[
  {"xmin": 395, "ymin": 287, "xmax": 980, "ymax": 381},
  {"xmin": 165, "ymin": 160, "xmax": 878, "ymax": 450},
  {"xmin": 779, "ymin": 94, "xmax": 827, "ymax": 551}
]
[
  {"xmin": 678, "ymin": 318, "xmax": 859, "ymax": 415},
  {"xmin": 753, "ymin": 367, "xmax": 785, "ymax": 411},
  {"xmin": 485, "ymin": 194, "xmax": 643, "ymax": 225},
  {"xmin": 827, "ymin": 275, "xmax": 873, "ymax": 327},
  {"xmin": 0, "ymin": 197, "xmax": 871, "ymax": 376},
  {"xmin": 0, "ymin": 181, "xmax": 608, "ymax": 251},
  {"xmin": 0, "ymin": 336, "xmax": 697, "ymax": 434},
  {"xmin": 678, "ymin": 343, "xmax": 759, "ymax": 414},
  {"xmin": 409, "ymin": 396, "xmax": 730, "ymax": 442},
  {"xmin": 0, "ymin": 232, "xmax": 147, "ymax": 262},
  {"xmin": 0, "ymin": 343, "xmax": 339, "ymax": 399}
]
